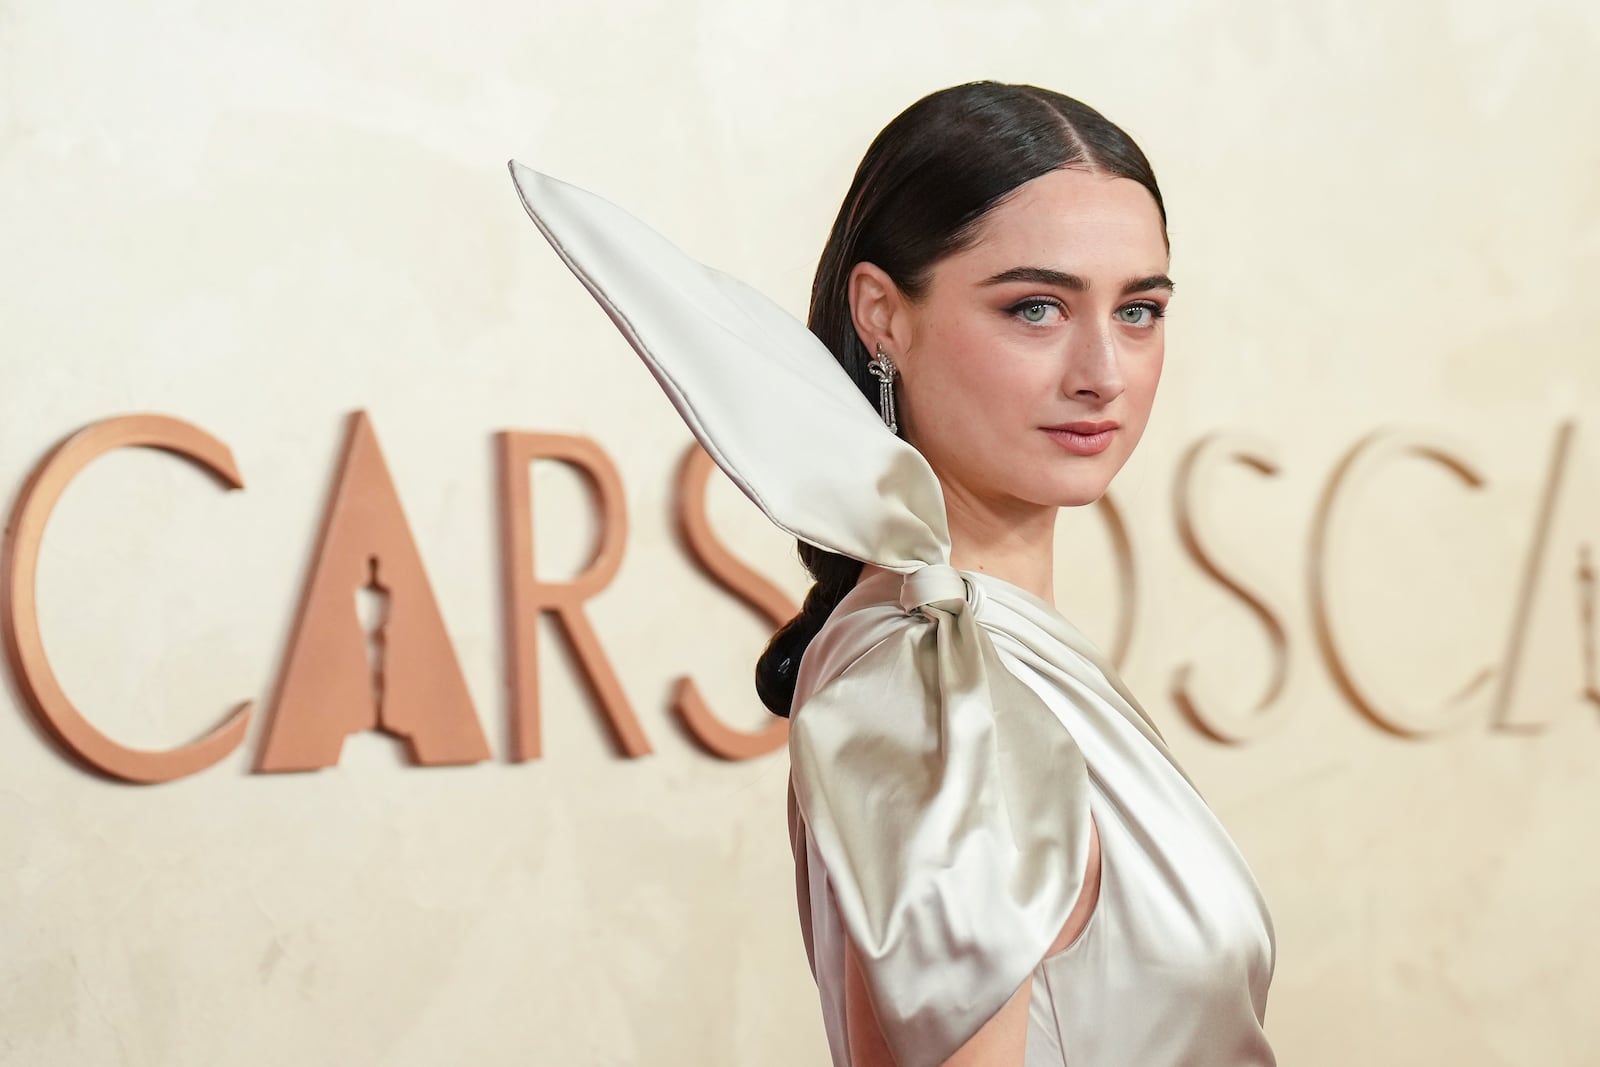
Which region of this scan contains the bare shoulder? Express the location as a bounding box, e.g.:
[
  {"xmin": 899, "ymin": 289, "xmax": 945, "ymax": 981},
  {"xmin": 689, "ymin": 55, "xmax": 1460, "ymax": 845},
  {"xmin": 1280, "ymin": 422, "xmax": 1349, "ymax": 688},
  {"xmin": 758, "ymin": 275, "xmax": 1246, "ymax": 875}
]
[{"xmin": 1047, "ymin": 814, "xmax": 1103, "ymax": 957}]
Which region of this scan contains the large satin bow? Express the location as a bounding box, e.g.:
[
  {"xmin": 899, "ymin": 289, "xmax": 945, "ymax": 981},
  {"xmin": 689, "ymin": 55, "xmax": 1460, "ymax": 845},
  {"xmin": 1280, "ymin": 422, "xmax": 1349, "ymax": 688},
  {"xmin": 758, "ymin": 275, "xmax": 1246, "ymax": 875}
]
[{"xmin": 507, "ymin": 162, "xmax": 1092, "ymax": 1067}]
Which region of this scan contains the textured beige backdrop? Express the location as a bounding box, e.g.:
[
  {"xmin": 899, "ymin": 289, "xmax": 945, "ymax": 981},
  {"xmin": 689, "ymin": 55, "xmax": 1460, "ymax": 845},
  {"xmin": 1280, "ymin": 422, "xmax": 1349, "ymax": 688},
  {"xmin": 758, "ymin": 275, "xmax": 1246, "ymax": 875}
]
[{"xmin": 1, "ymin": 1, "xmax": 1596, "ymax": 1064}]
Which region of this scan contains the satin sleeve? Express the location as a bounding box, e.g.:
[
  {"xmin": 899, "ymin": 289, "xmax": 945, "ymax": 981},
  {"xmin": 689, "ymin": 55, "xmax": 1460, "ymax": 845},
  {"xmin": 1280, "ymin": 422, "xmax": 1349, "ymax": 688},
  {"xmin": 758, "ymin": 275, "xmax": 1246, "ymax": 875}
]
[{"xmin": 787, "ymin": 565, "xmax": 1093, "ymax": 1067}]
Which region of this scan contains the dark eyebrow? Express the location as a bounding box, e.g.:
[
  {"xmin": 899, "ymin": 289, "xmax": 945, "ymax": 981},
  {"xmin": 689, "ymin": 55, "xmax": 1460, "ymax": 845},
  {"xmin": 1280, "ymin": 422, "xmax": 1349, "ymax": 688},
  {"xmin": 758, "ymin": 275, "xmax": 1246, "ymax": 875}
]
[{"xmin": 979, "ymin": 266, "xmax": 1175, "ymax": 296}]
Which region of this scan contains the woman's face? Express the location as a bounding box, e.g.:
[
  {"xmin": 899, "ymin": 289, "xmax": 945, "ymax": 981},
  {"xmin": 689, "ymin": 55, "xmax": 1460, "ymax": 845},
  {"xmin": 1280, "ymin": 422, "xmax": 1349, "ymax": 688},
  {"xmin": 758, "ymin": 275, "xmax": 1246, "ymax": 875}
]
[{"xmin": 859, "ymin": 166, "xmax": 1171, "ymax": 512}]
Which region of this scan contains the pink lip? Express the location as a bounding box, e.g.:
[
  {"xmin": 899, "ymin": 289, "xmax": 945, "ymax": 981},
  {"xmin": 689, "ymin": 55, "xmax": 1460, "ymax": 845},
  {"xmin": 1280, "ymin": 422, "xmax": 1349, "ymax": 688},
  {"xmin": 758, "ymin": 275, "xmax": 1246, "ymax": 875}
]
[
  {"xmin": 1041, "ymin": 423, "xmax": 1117, "ymax": 456},
  {"xmin": 1043, "ymin": 420, "xmax": 1119, "ymax": 434}
]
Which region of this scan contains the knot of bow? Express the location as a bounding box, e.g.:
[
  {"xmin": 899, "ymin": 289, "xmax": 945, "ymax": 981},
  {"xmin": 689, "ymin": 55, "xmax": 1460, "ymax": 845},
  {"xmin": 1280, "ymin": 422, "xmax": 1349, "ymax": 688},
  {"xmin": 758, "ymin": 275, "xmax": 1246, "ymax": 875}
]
[{"xmin": 899, "ymin": 562, "xmax": 971, "ymax": 614}]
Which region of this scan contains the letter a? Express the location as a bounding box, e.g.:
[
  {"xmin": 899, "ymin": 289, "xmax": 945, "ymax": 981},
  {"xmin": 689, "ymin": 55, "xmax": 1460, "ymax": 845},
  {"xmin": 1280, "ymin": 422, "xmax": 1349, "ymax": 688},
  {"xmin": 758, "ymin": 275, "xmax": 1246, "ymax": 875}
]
[
  {"xmin": 255, "ymin": 411, "xmax": 490, "ymax": 771},
  {"xmin": 1493, "ymin": 420, "xmax": 1600, "ymax": 731}
]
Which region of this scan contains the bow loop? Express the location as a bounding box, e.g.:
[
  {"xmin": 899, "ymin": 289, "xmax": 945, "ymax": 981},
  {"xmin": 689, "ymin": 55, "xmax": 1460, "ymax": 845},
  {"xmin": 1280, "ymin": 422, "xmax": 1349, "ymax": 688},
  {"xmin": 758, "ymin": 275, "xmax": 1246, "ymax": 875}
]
[{"xmin": 506, "ymin": 161, "xmax": 952, "ymax": 573}]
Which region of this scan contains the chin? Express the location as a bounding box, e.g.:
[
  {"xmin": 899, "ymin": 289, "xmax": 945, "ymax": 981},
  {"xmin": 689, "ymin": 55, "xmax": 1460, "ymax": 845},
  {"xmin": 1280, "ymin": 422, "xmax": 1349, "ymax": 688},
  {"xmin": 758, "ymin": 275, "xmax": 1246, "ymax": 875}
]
[
  {"xmin": 1059, "ymin": 445, "xmax": 1139, "ymax": 501},
  {"xmin": 1054, "ymin": 487, "xmax": 1112, "ymax": 509},
  {"xmin": 1047, "ymin": 462, "xmax": 1124, "ymax": 507},
  {"xmin": 1020, "ymin": 475, "xmax": 1113, "ymax": 509}
]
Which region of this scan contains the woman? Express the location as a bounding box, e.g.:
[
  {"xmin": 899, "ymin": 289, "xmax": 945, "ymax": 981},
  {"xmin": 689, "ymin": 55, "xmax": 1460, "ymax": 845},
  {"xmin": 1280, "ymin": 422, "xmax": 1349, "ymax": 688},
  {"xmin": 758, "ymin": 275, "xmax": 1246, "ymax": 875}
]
[{"xmin": 509, "ymin": 80, "xmax": 1276, "ymax": 1067}]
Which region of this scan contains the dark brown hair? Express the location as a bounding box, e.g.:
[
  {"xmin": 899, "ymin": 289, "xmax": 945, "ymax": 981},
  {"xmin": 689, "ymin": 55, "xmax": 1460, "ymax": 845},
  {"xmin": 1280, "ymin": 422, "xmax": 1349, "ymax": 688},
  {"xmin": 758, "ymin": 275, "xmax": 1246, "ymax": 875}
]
[{"xmin": 754, "ymin": 80, "xmax": 1168, "ymax": 717}]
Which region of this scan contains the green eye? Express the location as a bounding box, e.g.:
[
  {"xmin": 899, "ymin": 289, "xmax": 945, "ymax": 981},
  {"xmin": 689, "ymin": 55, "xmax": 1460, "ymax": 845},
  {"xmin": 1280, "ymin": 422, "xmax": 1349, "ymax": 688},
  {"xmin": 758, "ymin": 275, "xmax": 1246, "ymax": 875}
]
[
  {"xmin": 1118, "ymin": 302, "xmax": 1166, "ymax": 326},
  {"xmin": 1010, "ymin": 299, "xmax": 1060, "ymax": 324}
]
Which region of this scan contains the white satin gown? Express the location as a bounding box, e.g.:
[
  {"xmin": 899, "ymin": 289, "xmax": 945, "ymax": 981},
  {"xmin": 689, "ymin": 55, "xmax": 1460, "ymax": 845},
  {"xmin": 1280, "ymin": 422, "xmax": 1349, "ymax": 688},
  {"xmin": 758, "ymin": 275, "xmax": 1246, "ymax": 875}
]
[
  {"xmin": 788, "ymin": 567, "xmax": 1276, "ymax": 1066},
  {"xmin": 505, "ymin": 161, "xmax": 1278, "ymax": 1067}
]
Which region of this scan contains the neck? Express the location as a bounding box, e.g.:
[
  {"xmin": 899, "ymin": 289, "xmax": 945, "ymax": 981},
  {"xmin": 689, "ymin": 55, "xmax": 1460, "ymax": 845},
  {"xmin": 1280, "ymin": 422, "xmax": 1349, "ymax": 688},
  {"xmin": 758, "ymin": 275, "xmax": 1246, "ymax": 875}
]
[
  {"xmin": 855, "ymin": 478, "xmax": 1061, "ymax": 607},
  {"xmin": 940, "ymin": 477, "xmax": 1059, "ymax": 607}
]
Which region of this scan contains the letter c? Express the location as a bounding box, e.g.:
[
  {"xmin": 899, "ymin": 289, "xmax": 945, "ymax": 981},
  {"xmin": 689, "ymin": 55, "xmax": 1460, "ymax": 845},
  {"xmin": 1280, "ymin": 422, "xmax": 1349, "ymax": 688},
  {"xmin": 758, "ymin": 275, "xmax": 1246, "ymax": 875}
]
[{"xmin": 2, "ymin": 415, "xmax": 252, "ymax": 783}]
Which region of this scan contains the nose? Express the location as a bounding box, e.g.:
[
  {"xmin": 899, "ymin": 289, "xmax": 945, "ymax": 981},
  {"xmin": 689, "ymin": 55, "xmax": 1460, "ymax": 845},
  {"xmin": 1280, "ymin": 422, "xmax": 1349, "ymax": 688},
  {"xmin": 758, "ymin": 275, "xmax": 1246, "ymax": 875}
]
[{"xmin": 1061, "ymin": 323, "xmax": 1126, "ymax": 403}]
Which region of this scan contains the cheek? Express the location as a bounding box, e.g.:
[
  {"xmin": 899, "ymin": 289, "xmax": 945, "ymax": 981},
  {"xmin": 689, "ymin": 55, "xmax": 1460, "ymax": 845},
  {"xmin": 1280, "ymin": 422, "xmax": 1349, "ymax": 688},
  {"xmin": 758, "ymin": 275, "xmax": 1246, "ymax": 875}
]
[
  {"xmin": 909, "ymin": 320, "xmax": 973, "ymax": 403},
  {"xmin": 1145, "ymin": 350, "xmax": 1171, "ymax": 396},
  {"xmin": 1132, "ymin": 347, "xmax": 1165, "ymax": 405},
  {"xmin": 921, "ymin": 316, "xmax": 1047, "ymax": 409}
]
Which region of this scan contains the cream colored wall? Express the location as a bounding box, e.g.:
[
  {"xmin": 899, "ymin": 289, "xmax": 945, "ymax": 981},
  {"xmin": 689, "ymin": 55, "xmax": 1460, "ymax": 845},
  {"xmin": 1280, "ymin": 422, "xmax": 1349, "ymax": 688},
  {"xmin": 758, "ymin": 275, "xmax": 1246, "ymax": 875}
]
[{"xmin": 2, "ymin": 1, "xmax": 1595, "ymax": 1063}]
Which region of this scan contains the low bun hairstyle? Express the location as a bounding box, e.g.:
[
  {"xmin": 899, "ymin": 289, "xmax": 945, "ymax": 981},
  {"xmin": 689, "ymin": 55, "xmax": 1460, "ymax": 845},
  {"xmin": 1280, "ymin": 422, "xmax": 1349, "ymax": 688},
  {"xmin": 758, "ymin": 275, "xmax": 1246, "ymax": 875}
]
[{"xmin": 754, "ymin": 80, "xmax": 1168, "ymax": 717}]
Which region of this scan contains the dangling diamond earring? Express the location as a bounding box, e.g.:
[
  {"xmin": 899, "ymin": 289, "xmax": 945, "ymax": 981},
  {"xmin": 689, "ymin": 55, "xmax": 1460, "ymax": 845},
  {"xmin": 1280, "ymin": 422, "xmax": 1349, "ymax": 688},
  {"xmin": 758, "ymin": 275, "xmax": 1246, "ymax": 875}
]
[{"xmin": 866, "ymin": 344, "xmax": 898, "ymax": 434}]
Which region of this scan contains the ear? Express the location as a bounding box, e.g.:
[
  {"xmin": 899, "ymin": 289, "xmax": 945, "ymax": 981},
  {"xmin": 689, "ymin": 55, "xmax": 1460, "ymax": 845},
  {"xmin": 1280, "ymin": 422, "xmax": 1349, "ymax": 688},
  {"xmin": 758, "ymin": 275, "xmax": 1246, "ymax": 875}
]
[{"xmin": 847, "ymin": 262, "xmax": 914, "ymax": 368}]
